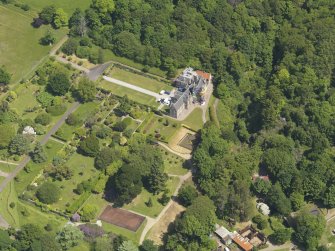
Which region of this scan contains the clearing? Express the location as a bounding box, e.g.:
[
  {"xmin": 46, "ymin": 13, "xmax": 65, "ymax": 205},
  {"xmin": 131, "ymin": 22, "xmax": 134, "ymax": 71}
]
[{"xmin": 0, "ymin": 5, "xmax": 67, "ymax": 83}]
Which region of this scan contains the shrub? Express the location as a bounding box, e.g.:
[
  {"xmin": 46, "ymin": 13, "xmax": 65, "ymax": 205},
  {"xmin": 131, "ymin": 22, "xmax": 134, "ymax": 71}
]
[
  {"xmin": 21, "ymin": 4, "xmax": 30, "ymax": 11},
  {"xmin": 9, "ymin": 202, "xmax": 15, "ymax": 208},
  {"xmin": 36, "ymin": 182, "xmax": 60, "ymax": 204},
  {"xmin": 80, "ymin": 204, "xmax": 98, "ymax": 222},
  {"xmin": 79, "ymin": 224, "xmax": 104, "ymax": 239},
  {"xmin": 62, "ymin": 38, "xmax": 79, "ymax": 55},
  {"xmin": 66, "ymin": 113, "xmax": 82, "ymax": 126},
  {"xmin": 36, "ymin": 92, "xmax": 54, "ymax": 107},
  {"xmin": 79, "ymin": 136, "xmax": 100, "ymax": 157},
  {"xmin": 76, "ymin": 46, "xmax": 91, "ymax": 59},
  {"xmin": 113, "ymin": 121, "xmax": 128, "ymax": 132},
  {"xmin": 178, "ymin": 185, "xmax": 198, "ymax": 207},
  {"xmin": 46, "ymin": 104, "xmax": 66, "ymax": 116},
  {"xmin": 35, "ymin": 113, "xmax": 52, "ymax": 125}
]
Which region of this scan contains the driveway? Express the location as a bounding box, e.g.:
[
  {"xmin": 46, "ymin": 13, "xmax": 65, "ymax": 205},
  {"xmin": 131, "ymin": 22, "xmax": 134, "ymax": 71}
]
[
  {"xmin": 103, "ymin": 76, "xmax": 170, "ymax": 100},
  {"xmin": 87, "ymin": 62, "xmax": 112, "ymax": 81}
]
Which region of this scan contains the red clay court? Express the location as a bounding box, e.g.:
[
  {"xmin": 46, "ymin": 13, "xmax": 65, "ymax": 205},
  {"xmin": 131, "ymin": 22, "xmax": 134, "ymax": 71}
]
[{"xmin": 99, "ymin": 205, "xmax": 145, "ymax": 232}]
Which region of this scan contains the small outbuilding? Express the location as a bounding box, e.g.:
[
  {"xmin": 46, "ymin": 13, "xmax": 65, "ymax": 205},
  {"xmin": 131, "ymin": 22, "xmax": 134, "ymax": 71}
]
[
  {"xmin": 22, "ymin": 126, "xmax": 36, "ymax": 135},
  {"xmin": 214, "ymin": 225, "xmax": 234, "ymax": 245},
  {"xmin": 256, "ymin": 202, "xmax": 270, "ymax": 216}
]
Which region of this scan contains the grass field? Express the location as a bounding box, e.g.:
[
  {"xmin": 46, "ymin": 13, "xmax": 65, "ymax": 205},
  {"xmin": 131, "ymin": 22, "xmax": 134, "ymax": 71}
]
[
  {"xmin": 15, "ymin": 140, "xmax": 64, "ymax": 194},
  {"xmin": 0, "ymin": 181, "xmax": 20, "ymax": 226},
  {"xmin": 109, "ymin": 67, "xmax": 172, "ymax": 93},
  {"xmin": 9, "ymin": 84, "xmax": 41, "ymax": 116},
  {"xmin": 124, "ymin": 176, "xmax": 179, "ymax": 218},
  {"xmin": 182, "ymin": 107, "xmax": 204, "ymax": 131},
  {"xmin": 160, "ymin": 148, "xmax": 188, "ymax": 176},
  {"xmin": 0, "ymin": 163, "xmax": 16, "ymax": 173},
  {"xmin": 102, "ymin": 218, "xmax": 147, "ymax": 244},
  {"xmin": 51, "ymin": 153, "xmax": 98, "ymax": 210},
  {"xmin": 0, "ymin": 4, "xmax": 67, "ymax": 84},
  {"xmin": 99, "ymin": 80, "xmax": 158, "ymax": 107},
  {"xmin": 19, "ymin": 0, "xmax": 91, "ymax": 14}
]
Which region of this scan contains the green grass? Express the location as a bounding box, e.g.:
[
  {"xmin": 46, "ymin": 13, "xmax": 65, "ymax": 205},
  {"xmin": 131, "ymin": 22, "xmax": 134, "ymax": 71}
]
[
  {"xmin": 19, "ymin": 0, "xmax": 91, "ymax": 14},
  {"xmin": 99, "ymin": 80, "xmax": 158, "ymax": 108},
  {"xmin": 124, "ymin": 176, "xmax": 179, "ymax": 218},
  {"xmin": 50, "ymin": 153, "xmax": 98, "ymax": 211},
  {"xmin": 0, "ymin": 163, "xmax": 16, "ymax": 173},
  {"xmin": 102, "ymin": 49, "xmax": 167, "ymax": 78},
  {"xmin": 9, "ymin": 84, "xmax": 41, "ymax": 116},
  {"xmin": 68, "ymin": 241, "xmax": 91, "ymax": 251},
  {"xmin": 216, "ymin": 99, "xmax": 235, "ymax": 128},
  {"xmin": 0, "ymin": 4, "xmax": 67, "ymax": 84},
  {"xmin": 0, "ymin": 181, "xmax": 20, "ymax": 227},
  {"xmin": 15, "ymin": 140, "xmax": 64, "ymax": 194},
  {"xmin": 182, "ymin": 107, "xmax": 204, "ymax": 131},
  {"xmin": 160, "ymin": 148, "xmax": 188, "ymax": 176},
  {"xmin": 109, "ymin": 67, "xmax": 172, "ymax": 93},
  {"xmin": 102, "ymin": 218, "xmax": 147, "ymax": 244}
]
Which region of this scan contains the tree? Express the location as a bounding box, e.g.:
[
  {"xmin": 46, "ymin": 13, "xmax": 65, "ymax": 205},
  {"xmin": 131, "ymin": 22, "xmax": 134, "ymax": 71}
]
[
  {"xmin": 36, "ymin": 182, "xmax": 60, "ymax": 204},
  {"xmin": 35, "ymin": 113, "xmax": 52, "ymax": 126},
  {"xmin": 14, "ymin": 224, "xmax": 43, "ymax": 250},
  {"xmin": 94, "ymin": 236, "xmax": 113, "ymax": 251},
  {"xmin": 0, "ymin": 229, "xmax": 12, "ymax": 250},
  {"xmin": 294, "ymin": 211, "xmax": 326, "ymax": 250},
  {"xmin": 8, "ymin": 134, "xmax": 31, "ymax": 155},
  {"xmin": 140, "ymin": 240, "xmax": 158, "ymax": 251},
  {"xmin": 0, "ymin": 67, "xmax": 11, "ymax": 85},
  {"xmin": 79, "ymin": 136, "xmax": 100, "ymax": 157},
  {"xmin": 269, "ymin": 228, "xmax": 291, "ymax": 245},
  {"xmin": 92, "ymin": 0, "xmax": 115, "ymax": 14},
  {"xmin": 95, "ymin": 147, "xmax": 115, "ymax": 171},
  {"xmin": 53, "ymin": 8, "xmax": 68, "ymax": 28},
  {"xmin": 76, "ymin": 77, "xmax": 96, "ymax": 102},
  {"xmin": 30, "ymin": 234, "xmax": 61, "ymax": 251},
  {"xmin": 31, "ymin": 142, "xmax": 47, "ymax": 163},
  {"xmin": 40, "ymin": 30, "xmax": 56, "ymax": 45},
  {"xmin": 39, "ymin": 5, "xmax": 56, "ymax": 24},
  {"xmin": 62, "ymin": 39, "xmax": 79, "ymax": 55},
  {"xmin": 178, "ymin": 185, "xmax": 198, "ymax": 207},
  {"xmin": 111, "ymin": 165, "xmax": 143, "ymax": 206},
  {"xmin": 80, "ymin": 204, "xmax": 98, "ymax": 221},
  {"xmin": 146, "ymin": 166, "xmax": 168, "ymax": 195},
  {"xmin": 0, "ymin": 124, "xmax": 16, "ymax": 149},
  {"xmin": 267, "ymin": 183, "xmax": 292, "ymax": 215},
  {"xmin": 118, "ymin": 240, "xmax": 138, "ymax": 251},
  {"xmin": 48, "ymin": 72, "xmax": 70, "ymax": 96},
  {"xmin": 290, "ymin": 192, "xmax": 305, "ymax": 211},
  {"xmin": 56, "ymin": 225, "xmax": 84, "ymax": 250},
  {"xmin": 323, "ymin": 185, "xmax": 335, "ymax": 208}
]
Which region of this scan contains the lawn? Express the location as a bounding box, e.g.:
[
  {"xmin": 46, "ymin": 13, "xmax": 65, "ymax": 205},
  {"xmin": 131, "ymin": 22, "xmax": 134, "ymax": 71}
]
[
  {"xmin": 0, "ymin": 181, "xmax": 20, "ymax": 227},
  {"xmin": 140, "ymin": 115, "xmax": 180, "ymax": 143},
  {"xmin": 109, "ymin": 67, "xmax": 172, "ymax": 93},
  {"xmin": 99, "ymin": 80, "xmax": 158, "ymax": 108},
  {"xmin": 15, "ymin": 140, "xmax": 64, "ymax": 194},
  {"xmin": 102, "ymin": 219, "xmax": 147, "ymax": 244},
  {"xmin": 0, "ymin": 4, "xmax": 67, "ymax": 84},
  {"xmin": 50, "ymin": 153, "xmax": 98, "ymax": 211},
  {"xmin": 124, "ymin": 176, "xmax": 180, "ymax": 218},
  {"xmin": 19, "ymin": 0, "xmax": 91, "ymax": 14},
  {"xmin": 0, "ymin": 163, "xmax": 16, "ymax": 173},
  {"xmin": 182, "ymin": 107, "xmax": 204, "ymax": 131},
  {"xmin": 159, "ymin": 148, "xmax": 188, "ymax": 176},
  {"xmin": 9, "ymin": 84, "xmax": 41, "ymax": 116}
]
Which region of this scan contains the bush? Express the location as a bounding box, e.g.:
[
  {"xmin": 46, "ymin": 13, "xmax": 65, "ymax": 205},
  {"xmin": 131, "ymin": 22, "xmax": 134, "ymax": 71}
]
[
  {"xmin": 21, "ymin": 4, "xmax": 30, "ymax": 11},
  {"xmin": 9, "ymin": 202, "xmax": 15, "ymax": 208},
  {"xmin": 36, "ymin": 182, "xmax": 60, "ymax": 204},
  {"xmin": 178, "ymin": 185, "xmax": 198, "ymax": 207},
  {"xmin": 252, "ymin": 215, "xmax": 268, "ymax": 230},
  {"xmin": 66, "ymin": 113, "xmax": 82, "ymax": 126},
  {"xmin": 79, "ymin": 136, "xmax": 100, "ymax": 157},
  {"xmin": 62, "ymin": 38, "xmax": 79, "ymax": 55},
  {"xmin": 113, "ymin": 120, "xmax": 128, "ymax": 132},
  {"xmin": 35, "ymin": 113, "xmax": 52, "ymax": 125},
  {"xmin": 46, "ymin": 104, "xmax": 66, "ymax": 116},
  {"xmin": 36, "ymin": 92, "xmax": 54, "ymax": 107},
  {"xmin": 76, "ymin": 46, "xmax": 91, "ymax": 59},
  {"xmin": 80, "ymin": 204, "xmax": 98, "ymax": 222}
]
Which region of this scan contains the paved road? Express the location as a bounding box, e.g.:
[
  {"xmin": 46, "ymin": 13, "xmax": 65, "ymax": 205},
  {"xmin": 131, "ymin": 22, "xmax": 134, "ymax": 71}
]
[
  {"xmin": 0, "ymin": 102, "xmax": 80, "ymax": 193},
  {"xmin": 87, "ymin": 62, "xmax": 112, "ymax": 81},
  {"xmin": 103, "ymin": 76, "xmax": 170, "ymax": 100}
]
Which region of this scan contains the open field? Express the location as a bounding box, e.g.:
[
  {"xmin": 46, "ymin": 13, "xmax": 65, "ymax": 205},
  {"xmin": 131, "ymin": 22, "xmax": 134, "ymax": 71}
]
[
  {"xmin": 147, "ymin": 201, "xmax": 185, "ymax": 244},
  {"xmin": 0, "ymin": 181, "xmax": 20, "ymax": 226},
  {"xmin": 99, "ymin": 80, "xmax": 158, "ymax": 107},
  {"xmin": 159, "ymin": 148, "xmax": 188, "ymax": 176},
  {"xmin": 0, "ymin": 5, "xmax": 67, "ymax": 83},
  {"xmin": 0, "ymin": 163, "xmax": 16, "ymax": 173},
  {"xmin": 99, "ymin": 206, "xmax": 145, "ymax": 232},
  {"xmin": 109, "ymin": 67, "xmax": 172, "ymax": 93},
  {"xmin": 19, "ymin": 0, "xmax": 91, "ymax": 14},
  {"xmin": 124, "ymin": 176, "xmax": 179, "ymax": 218}
]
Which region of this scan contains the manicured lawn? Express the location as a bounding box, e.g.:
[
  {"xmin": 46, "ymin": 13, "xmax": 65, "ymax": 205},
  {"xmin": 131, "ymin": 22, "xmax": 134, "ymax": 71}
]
[
  {"xmin": 0, "ymin": 5, "xmax": 67, "ymax": 84},
  {"xmin": 20, "ymin": 0, "xmax": 91, "ymax": 14},
  {"xmin": 182, "ymin": 107, "xmax": 204, "ymax": 131},
  {"xmin": 102, "ymin": 218, "xmax": 147, "ymax": 244},
  {"xmin": 68, "ymin": 241, "xmax": 91, "ymax": 251},
  {"xmin": 0, "ymin": 181, "xmax": 20, "ymax": 227},
  {"xmin": 15, "ymin": 140, "xmax": 64, "ymax": 194},
  {"xmin": 0, "ymin": 163, "xmax": 16, "ymax": 173},
  {"xmin": 159, "ymin": 148, "xmax": 188, "ymax": 176},
  {"xmin": 102, "ymin": 49, "xmax": 167, "ymax": 78},
  {"xmin": 141, "ymin": 115, "xmax": 180, "ymax": 143},
  {"xmin": 9, "ymin": 84, "xmax": 41, "ymax": 116},
  {"xmin": 109, "ymin": 67, "xmax": 172, "ymax": 93},
  {"xmin": 50, "ymin": 153, "xmax": 98, "ymax": 211},
  {"xmin": 124, "ymin": 176, "xmax": 179, "ymax": 218},
  {"xmin": 99, "ymin": 80, "xmax": 158, "ymax": 107}
]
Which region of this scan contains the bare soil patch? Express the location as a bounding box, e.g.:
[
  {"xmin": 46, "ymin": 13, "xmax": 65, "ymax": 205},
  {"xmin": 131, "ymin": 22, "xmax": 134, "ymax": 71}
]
[
  {"xmin": 147, "ymin": 201, "xmax": 186, "ymax": 245},
  {"xmin": 99, "ymin": 205, "xmax": 145, "ymax": 232}
]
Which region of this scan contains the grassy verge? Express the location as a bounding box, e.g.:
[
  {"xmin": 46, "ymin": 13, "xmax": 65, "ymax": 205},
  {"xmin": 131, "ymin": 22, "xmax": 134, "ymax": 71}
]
[
  {"xmin": 124, "ymin": 176, "xmax": 180, "ymax": 218},
  {"xmin": 0, "ymin": 163, "xmax": 16, "ymax": 173},
  {"xmin": 108, "ymin": 67, "xmax": 172, "ymax": 93}
]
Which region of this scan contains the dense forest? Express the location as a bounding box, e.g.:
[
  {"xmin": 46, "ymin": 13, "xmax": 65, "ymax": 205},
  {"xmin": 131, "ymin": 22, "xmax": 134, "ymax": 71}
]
[{"xmin": 62, "ymin": 0, "xmax": 335, "ymax": 250}]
